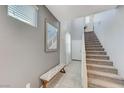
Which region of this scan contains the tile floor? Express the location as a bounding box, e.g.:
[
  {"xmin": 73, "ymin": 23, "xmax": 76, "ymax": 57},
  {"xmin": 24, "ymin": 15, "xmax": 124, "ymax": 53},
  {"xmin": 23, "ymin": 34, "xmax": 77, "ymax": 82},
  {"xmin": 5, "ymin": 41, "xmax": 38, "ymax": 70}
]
[{"xmin": 47, "ymin": 61, "xmax": 82, "ymax": 88}]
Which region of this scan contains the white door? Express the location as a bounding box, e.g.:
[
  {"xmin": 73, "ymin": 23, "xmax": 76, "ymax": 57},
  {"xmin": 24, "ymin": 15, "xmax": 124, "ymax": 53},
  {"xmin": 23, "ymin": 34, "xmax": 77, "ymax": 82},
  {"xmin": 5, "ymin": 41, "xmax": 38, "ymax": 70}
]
[{"xmin": 72, "ymin": 40, "xmax": 82, "ymax": 61}]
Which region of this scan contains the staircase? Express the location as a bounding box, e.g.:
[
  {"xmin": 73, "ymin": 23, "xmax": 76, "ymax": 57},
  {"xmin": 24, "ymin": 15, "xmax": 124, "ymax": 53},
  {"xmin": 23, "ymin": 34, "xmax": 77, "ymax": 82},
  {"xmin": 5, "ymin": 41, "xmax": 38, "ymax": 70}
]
[{"xmin": 85, "ymin": 31, "xmax": 124, "ymax": 88}]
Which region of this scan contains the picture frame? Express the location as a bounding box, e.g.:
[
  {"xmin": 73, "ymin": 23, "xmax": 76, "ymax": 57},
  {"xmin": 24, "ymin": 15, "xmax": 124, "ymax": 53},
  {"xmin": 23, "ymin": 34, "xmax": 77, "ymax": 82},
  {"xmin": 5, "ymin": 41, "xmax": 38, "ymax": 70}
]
[{"xmin": 45, "ymin": 19, "xmax": 58, "ymax": 52}]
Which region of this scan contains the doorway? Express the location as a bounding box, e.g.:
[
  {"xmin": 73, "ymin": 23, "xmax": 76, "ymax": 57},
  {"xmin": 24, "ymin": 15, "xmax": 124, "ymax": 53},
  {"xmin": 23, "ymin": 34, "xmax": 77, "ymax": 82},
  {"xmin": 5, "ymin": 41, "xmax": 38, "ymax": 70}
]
[
  {"xmin": 84, "ymin": 15, "xmax": 94, "ymax": 32},
  {"xmin": 65, "ymin": 32, "xmax": 71, "ymax": 65}
]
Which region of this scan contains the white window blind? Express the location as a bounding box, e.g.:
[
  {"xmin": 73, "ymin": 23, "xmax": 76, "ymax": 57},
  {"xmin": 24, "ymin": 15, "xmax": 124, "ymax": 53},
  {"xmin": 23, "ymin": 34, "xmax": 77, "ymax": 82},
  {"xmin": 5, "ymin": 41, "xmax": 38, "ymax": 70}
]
[{"xmin": 8, "ymin": 5, "xmax": 38, "ymax": 27}]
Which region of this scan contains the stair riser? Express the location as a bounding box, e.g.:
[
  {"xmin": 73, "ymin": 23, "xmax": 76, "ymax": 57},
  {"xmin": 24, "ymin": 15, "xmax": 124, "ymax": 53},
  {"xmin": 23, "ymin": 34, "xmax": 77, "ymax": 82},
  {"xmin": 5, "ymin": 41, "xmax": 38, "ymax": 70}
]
[
  {"xmin": 87, "ymin": 66, "xmax": 118, "ymax": 74},
  {"xmin": 85, "ymin": 42, "xmax": 101, "ymax": 45},
  {"xmin": 86, "ymin": 47, "xmax": 103, "ymax": 49},
  {"xmin": 85, "ymin": 45, "xmax": 103, "ymax": 49},
  {"xmin": 86, "ymin": 56, "xmax": 109, "ymax": 60},
  {"xmin": 86, "ymin": 46, "xmax": 103, "ymax": 48},
  {"xmin": 88, "ymin": 73, "xmax": 124, "ymax": 85},
  {"xmin": 85, "ymin": 37, "xmax": 98, "ymax": 39},
  {"xmin": 85, "ymin": 41, "xmax": 100, "ymax": 44},
  {"xmin": 85, "ymin": 39, "xmax": 99, "ymax": 40},
  {"xmin": 86, "ymin": 52, "xmax": 107, "ymax": 55},
  {"xmin": 85, "ymin": 40, "xmax": 99, "ymax": 43},
  {"xmin": 87, "ymin": 61, "xmax": 113, "ymax": 66},
  {"xmin": 86, "ymin": 48, "xmax": 104, "ymax": 51},
  {"xmin": 85, "ymin": 43, "xmax": 101, "ymax": 46},
  {"xmin": 85, "ymin": 38, "xmax": 98, "ymax": 40},
  {"xmin": 88, "ymin": 83, "xmax": 105, "ymax": 88},
  {"xmin": 88, "ymin": 85, "xmax": 97, "ymax": 88}
]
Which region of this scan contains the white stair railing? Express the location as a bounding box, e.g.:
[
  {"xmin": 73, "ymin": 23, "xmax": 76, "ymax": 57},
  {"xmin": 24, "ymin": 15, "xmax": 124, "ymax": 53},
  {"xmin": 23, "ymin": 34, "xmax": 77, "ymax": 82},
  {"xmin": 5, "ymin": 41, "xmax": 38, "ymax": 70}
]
[{"xmin": 81, "ymin": 30, "xmax": 88, "ymax": 88}]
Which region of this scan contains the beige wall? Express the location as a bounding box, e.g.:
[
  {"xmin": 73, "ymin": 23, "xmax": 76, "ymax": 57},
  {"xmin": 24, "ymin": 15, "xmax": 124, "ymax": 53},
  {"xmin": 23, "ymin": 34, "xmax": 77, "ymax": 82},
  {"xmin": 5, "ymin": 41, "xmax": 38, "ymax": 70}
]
[{"xmin": 0, "ymin": 5, "xmax": 60, "ymax": 88}]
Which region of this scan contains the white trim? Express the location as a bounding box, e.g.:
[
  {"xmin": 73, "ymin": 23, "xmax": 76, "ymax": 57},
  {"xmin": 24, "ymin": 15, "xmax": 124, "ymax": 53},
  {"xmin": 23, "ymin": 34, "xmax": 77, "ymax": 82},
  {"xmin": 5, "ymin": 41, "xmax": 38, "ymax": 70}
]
[{"xmin": 8, "ymin": 5, "xmax": 38, "ymax": 27}]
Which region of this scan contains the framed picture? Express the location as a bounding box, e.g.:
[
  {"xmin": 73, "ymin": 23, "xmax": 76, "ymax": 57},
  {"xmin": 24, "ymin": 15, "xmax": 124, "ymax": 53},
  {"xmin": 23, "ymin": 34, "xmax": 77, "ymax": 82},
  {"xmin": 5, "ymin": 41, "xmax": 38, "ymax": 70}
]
[{"xmin": 45, "ymin": 19, "xmax": 58, "ymax": 52}]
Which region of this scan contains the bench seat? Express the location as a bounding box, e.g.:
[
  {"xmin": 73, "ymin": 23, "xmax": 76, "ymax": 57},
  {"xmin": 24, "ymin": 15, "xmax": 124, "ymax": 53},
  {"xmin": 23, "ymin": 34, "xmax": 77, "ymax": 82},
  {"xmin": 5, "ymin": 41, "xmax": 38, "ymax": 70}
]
[{"xmin": 40, "ymin": 63, "xmax": 66, "ymax": 88}]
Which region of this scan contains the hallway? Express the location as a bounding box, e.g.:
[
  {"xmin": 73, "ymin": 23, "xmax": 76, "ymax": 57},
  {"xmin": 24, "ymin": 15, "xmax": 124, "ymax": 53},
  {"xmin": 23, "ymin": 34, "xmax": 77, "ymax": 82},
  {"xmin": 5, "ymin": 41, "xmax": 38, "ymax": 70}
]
[
  {"xmin": 0, "ymin": 5, "xmax": 124, "ymax": 88},
  {"xmin": 47, "ymin": 61, "xmax": 81, "ymax": 88}
]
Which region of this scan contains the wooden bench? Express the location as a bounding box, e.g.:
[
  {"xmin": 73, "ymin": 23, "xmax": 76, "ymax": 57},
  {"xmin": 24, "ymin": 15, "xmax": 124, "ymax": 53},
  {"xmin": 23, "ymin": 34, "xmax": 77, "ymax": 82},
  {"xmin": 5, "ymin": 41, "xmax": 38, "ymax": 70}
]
[{"xmin": 40, "ymin": 64, "xmax": 66, "ymax": 88}]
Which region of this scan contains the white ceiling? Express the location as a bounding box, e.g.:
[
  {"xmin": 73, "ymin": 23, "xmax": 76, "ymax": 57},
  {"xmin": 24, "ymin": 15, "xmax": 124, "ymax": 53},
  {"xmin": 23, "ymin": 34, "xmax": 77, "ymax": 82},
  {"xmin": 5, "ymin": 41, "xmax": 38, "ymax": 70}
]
[{"xmin": 46, "ymin": 5, "xmax": 117, "ymax": 21}]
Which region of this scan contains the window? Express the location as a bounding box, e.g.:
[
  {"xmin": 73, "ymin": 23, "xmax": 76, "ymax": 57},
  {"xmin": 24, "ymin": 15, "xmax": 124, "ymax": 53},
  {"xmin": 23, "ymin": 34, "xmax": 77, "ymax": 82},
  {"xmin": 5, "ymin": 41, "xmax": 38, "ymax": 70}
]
[{"xmin": 8, "ymin": 5, "xmax": 38, "ymax": 27}]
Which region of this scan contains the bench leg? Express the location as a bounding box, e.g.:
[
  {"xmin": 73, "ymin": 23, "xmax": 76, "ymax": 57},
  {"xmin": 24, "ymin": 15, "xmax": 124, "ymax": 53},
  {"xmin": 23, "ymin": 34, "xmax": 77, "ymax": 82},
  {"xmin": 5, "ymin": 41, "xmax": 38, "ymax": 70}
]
[
  {"xmin": 60, "ymin": 68, "xmax": 66, "ymax": 73},
  {"xmin": 42, "ymin": 80, "xmax": 48, "ymax": 88}
]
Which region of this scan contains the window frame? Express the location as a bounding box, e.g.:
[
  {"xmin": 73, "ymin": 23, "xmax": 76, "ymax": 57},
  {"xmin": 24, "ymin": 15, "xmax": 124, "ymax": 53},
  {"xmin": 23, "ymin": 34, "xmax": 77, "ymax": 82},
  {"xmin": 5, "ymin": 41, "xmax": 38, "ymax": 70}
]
[{"xmin": 8, "ymin": 5, "xmax": 38, "ymax": 27}]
